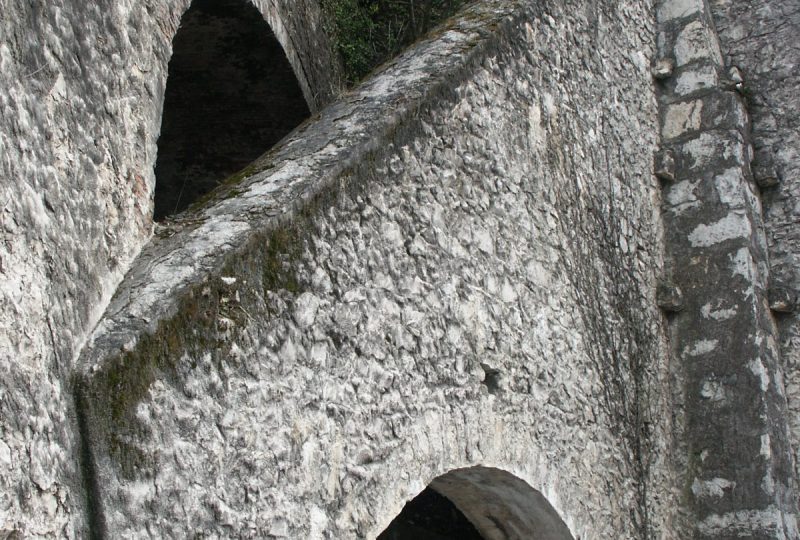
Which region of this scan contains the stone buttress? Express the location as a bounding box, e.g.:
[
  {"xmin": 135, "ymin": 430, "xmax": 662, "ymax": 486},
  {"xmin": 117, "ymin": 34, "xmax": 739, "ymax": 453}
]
[{"xmin": 655, "ymin": 0, "xmax": 798, "ymax": 536}]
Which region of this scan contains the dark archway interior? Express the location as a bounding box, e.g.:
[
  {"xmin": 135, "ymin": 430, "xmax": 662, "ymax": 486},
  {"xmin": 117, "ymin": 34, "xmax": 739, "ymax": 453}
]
[
  {"xmin": 377, "ymin": 487, "xmax": 484, "ymax": 540},
  {"xmin": 378, "ymin": 467, "xmax": 575, "ymax": 540},
  {"xmin": 153, "ymin": 0, "xmax": 310, "ymax": 220}
]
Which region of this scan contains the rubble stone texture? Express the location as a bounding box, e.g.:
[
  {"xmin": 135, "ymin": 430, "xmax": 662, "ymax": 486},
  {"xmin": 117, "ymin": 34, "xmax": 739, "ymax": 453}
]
[
  {"xmin": 0, "ymin": 0, "xmax": 337, "ymax": 536},
  {"xmin": 0, "ymin": 0, "xmax": 798, "ymax": 539},
  {"xmin": 77, "ymin": 1, "xmax": 671, "ymax": 536}
]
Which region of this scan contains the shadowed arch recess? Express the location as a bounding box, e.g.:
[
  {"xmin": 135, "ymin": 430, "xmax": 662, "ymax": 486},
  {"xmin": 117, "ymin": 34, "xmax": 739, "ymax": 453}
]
[
  {"xmin": 153, "ymin": 0, "xmax": 310, "ymax": 220},
  {"xmin": 378, "ymin": 466, "xmax": 575, "ymax": 540}
]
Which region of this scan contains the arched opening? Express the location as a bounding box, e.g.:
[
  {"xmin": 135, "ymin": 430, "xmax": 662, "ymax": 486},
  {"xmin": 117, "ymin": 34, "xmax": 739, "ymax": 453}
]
[
  {"xmin": 153, "ymin": 0, "xmax": 310, "ymax": 220},
  {"xmin": 378, "ymin": 486, "xmax": 484, "ymax": 539},
  {"xmin": 378, "ymin": 466, "xmax": 575, "ymax": 540}
]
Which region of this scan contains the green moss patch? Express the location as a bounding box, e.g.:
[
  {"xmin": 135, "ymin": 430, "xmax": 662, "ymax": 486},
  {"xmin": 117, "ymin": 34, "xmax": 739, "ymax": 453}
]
[
  {"xmin": 81, "ymin": 279, "xmax": 236, "ymax": 478},
  {"xmin": 184, "ymin": 162, "xmax": 263, "ymax": 214},
  {"xmin": 79, "ymin": 218, "xmax": 315, "ymax": 479}
]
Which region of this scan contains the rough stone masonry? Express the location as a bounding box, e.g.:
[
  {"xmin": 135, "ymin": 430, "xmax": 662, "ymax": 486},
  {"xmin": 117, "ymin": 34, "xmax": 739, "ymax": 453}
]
[{"xmin": 0, "ymin": 0, "xmax": 798, "ymax": 538}]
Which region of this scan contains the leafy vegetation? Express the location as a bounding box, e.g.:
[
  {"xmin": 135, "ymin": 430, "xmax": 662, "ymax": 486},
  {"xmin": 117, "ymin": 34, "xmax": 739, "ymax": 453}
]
[{"xmin": 322, "ymin": 0, "xmax": 467, "ymax": 84}]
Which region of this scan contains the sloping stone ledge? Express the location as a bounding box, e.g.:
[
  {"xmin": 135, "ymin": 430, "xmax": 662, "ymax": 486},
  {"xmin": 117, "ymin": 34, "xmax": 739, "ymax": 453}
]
[
  {"xmin": 77, "ymin": 0, "xmax": 522, "ymax": 376},
  {"xmin": 72, "ymin": 0, "xmax": 669, "ymax": 536}
]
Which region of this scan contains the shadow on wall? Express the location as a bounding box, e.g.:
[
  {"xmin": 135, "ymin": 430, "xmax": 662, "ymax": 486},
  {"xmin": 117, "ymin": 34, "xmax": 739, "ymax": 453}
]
[
  {"xmin": 378, "ymin": 466, "xmax": 575, "ymax": 540},
  {"xmin": 153, "ymin": 0, "xmax": 310, "ymax": 221}
]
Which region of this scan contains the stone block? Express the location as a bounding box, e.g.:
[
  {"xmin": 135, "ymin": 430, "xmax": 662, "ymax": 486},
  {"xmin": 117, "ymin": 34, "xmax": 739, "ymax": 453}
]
[
  {"xmin": 662, "ymin": 99, "xmax": 703, "ymax": 140},
  {"xmin": 663, "ymin": 91, "xmax": 748, "ymax": 141},
  {"xmin": 656, "ymin": 0, "xmax": 704, "ymax": 23},
  {"xmin": 769, "ymin": 284, "xmax": 797, "ymax": 313},
  {"xmin": 674, "ymin": 62, "xmax": 719, "ymax": 95},
  {"xmin": 674, "ymin": 19, "xmax": 724, "ymax": 67},
  {"xmin": 657, "ymin": 280, "xmax": 685, "ymax": 312},
  {"xmin": 655, "ymin": 148, "xmax": 676, "ymax": 181},
  {"xmin": 653, "ymin": 57, "xmax": 676, "ymax": 79}
]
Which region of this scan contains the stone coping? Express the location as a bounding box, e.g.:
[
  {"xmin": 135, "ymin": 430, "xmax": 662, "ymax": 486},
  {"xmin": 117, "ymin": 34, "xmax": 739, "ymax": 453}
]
[{"xmin": 77, "ymin": 0, "xmax": 523, "ymax": 375}]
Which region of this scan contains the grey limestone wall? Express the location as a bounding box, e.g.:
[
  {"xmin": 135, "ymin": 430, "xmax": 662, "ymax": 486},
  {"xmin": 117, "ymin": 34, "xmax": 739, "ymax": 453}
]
[
  {"xmin": 75, "ymin": 0, "xmax": 679, "ymax": 538},
  {"xmin": 707, "ymin": 0, "xmax": 800, "ymax": 510},
  {"xmin": 6, "ymin": 0, "xmax": 798, "ymax": 537},
  {"xmin": 0, "ymin": 0, "xmax": 337, "ymax": 537}
]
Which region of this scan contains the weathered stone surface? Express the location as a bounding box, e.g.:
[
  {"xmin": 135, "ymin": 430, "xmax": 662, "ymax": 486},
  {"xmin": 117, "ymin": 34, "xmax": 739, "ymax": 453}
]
[
  {"xmin": 657, "ymin": 281, "xmax": 684, "ymax": 312},
  {"xmin": 655, "ymin": 148, "xmax": 677, "ymax": 182},
  {"xmin": 753, "ymin": 147, "xmax": 783, "ymax": 188},
  {"xmin": 73, "ymin": 1, "xmax": 681, "ymax": 537},
  {"xmin": 0, "ymin": 0, "xmax": 339, "ymax": 536},
  {"xmin": 656, "ymin": 0, "xmax": 798, "ymax": 537},
  {"xmin": 709, "ymin": 0, "xmax": 800, "ymax": 514},
  {"xmin": 657, "ymin": 0, "xmax": 704, "ymax": 23},
  {"xmin": 653, "ymin": 57, "xmax": 677, "ymax": 79},
  {"xmin": 1, "ymin": 0, "xmax": 798, "ymax": 537},
  {"xmin": 770, "ymin": 285, "xmax": 798, "ymax": 314}
]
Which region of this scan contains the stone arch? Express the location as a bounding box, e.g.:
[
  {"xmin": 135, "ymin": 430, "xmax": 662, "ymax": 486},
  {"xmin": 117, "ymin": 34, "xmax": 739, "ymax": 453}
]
[
  {"xmin": 378, "ymin": 466, "xmax": 575, "ymax": 540},
  {"xmin": 152, "ymin": 0, "xmax": 310, "ymax": 220}
]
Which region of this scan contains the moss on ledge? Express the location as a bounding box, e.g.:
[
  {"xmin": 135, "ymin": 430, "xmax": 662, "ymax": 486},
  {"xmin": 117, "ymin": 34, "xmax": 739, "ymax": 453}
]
[
  {"xmin": 78, "ymin": 219, "xmax": 312, "ymax": 480},
  {"xmin": 76, "ymin": 0, "xmax": 523, "ymax": 491}
]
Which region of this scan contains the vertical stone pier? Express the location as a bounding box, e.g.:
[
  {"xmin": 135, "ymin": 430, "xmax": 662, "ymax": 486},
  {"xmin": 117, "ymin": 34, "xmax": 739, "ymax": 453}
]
[{"xmin": 656, "ymin": 0, "xmax": 798, "ymax": 536}]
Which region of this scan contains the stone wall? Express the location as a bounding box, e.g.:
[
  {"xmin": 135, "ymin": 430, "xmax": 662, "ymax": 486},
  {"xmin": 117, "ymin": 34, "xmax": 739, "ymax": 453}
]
[
  {"xmin": 2, "ymin": 0, "xmax": 798, "ymax": 538},
  {"xmin": 75, "ymin": 0, "xmax": 678, "ymax": 537},
  {"xmin": 708, "ymin": 0, "xmax": 800, "ymax": 510},
  {"xmin": 654, "ymin": 0, "xmax": 798, "ymax": 536},
  {"xmin": 0, "ymin": 0, "xmax": 337, "ymax": 536}
]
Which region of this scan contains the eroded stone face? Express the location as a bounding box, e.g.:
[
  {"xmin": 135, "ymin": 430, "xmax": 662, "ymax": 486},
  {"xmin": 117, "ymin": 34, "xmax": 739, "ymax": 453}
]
[
  {"xmin": 708, "ymin": 0, "xmax": 800, "ymax": 508},
  {"xmin": 9, "ymin": 0, "xmax": 799, "ymax": 536},
  {"xmin": 76, "ymin": 1, "xmax": 673, "ymax": 538},
  {"xmin": 656, "ymin": 0, "xmax": 798, "ymax": 536},
  {"xmin": 0, "ymin": 0, "xmax": 337, "ymax": 536}
]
